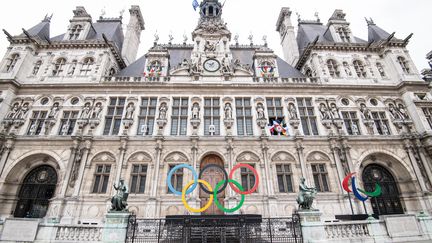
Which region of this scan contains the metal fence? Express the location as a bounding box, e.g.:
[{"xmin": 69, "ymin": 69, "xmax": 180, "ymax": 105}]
[{"xmin": 126, "ymin": 214, "xmax": 302, "ymax": 243}]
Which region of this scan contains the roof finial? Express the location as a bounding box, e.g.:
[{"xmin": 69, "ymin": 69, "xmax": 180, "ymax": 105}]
[
  {"xmin": 168, "ymin": 32, "xmax": 174, "ymax": 45},
  {"xmin": 365, "ymin": 17, "xmax": 375, "ymax": 26},
  {"xmin": 183, "ymin": 33, "xmax": 188, "ymax": 45},
  {"xmin": 248, "ymin": 32, "xmax": 253, "ymax": 46},
  {"xmin": 100, "ymin": 7, "xmax": 106, "ymax": 19},
  {"xmin": 314, "ymin": 12, "xmax": 320, "ymax": 22},
  {"xmin": 234, "ymin": 33, "xmax": 239, "ymax": 45},
  {"xmin": 42, "ymin": 14, "xmax": 53, "ymax": 22},
  {"xmin": 153, "ymin": 31, "xmax": 159, "ymax": 46},
  {"xmin": 262, "ymin": 35, "xmax": 267, "ymax": 47},
  {"xmin": 296, "ymin": 12, "xmax": 301, "ymax": 22}
]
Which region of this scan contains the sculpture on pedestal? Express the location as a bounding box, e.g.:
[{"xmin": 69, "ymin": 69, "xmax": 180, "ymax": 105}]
[
  {"xmin": 110, "ymin": 179, "xmax": 129, "ymax": 212},
  {"xmin": 296, "ymin": 177, "xmax": 317, "ymax": 210}
]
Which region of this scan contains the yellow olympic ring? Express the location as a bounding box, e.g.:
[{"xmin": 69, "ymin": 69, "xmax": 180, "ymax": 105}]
[{"xmin": 182, "ymin": 179, "xmax": 214, "ymax": 213}]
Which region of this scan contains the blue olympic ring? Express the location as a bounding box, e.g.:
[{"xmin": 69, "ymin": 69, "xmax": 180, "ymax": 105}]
[{"xmin": 166, "ymin": 164, "xmax": 198, "ymax": 196}]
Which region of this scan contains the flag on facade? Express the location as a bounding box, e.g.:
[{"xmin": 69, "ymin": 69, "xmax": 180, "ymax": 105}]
[
  {"xmin": 269, "ymin": 120, "xmax": 288, "ymax": 136},
  {"xmin": 192, "ymin": 0, "xmax": 199, "ymax": 11}
]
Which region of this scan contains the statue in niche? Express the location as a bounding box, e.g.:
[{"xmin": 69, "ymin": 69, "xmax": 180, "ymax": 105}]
[
  {"xmin": 296, "ymin": 177, "xmax": 317, "ymax": 210},
  {"xmin": 351, "ymin": 122, "xmax": 359, "ymax": 135},
  {"xmin": 124, "ymin": 103, "xmax": 135, "ymax": 119},
  {"xmin": 80, "ymin": 102, "xmax": 91, "ymax": 119},
  {"xmin": 330, "ymin": 103, "xmax": 340, "ymax": 119},
  {"xmin": 90, "ymin": 102, "xmax": 102, "ymax": 119},
  {"xmin": 48, "ymin": 102, "xmax": 60, "ymax": 119},
  {"xmin": 6, "ymin": 103, "xmax": 19, "ymax": 119},
  {"xmin": 381, "ymin": 122, "xmax": 389, "ymax": 135},
  {"xmin": 204, "ymin": 40, "xmax": 217, "ymax": 52},
  {"xmin": 344, "ymin": 62, "xmax": 352, "ymax": 76},
  {"xmin": 110, "ymin": 179, "xmax": 129, "ymax": 212},
  {"xmin": 288, "ymin": 103, "xmax": 298, "ymax": 120},
  {"xmin": 61, "ymin": 123, "xmax": 70, "ymax": 135},
  {"xmin": 14, "ymin": 103, "xmax": 29, "ymax": 120},
  {"xmin": 360, "ymin": 103, "xmax": 372, "ymax": 120},
  {"xmin": 256, "ymin": 103, "xmax": 265, "ymax": 120},
  {"xmin": 319, "ymin": 103, "xmax": 331, "ymax": 120},
  {"xmin": 397, "ymin": 104, "xmax": 409, "ymax": 119},
  {"xmin": 158, "ymin": 103, "xmax": 167, "ymax": 120},
  {"xmin": 388, "ymin": 103, "xmax": 401, "ymax": 120},
  {"xmin": 192, "ymin": 103, "xmax": 200, "ymax": 119},
  {"xmin": 224, "ymin": 103, "xmax": 233, "ymax": 120}
]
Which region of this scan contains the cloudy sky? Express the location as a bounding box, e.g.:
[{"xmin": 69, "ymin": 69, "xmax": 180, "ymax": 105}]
[{"xmin": 0, "ymin": 0, "xmax": 430, "ymax": 70}]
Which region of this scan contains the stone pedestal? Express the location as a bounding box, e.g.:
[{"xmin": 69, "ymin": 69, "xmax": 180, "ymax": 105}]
[
  {"xmin": 102, "ymin": 212, "xmax": 130, "ymax": 243},
  {"xmin": 297, "ymin": 210, "xmax": 326, "ymax": 242}
]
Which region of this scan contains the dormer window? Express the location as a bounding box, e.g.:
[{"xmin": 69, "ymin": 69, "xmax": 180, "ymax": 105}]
[
  {"xmin": 69, "ymin": 24, "xmax": 83, "ymax": 40},
  {"xmin": 4, "ymin": 53, "xmax": 19, "ymax": 73},
  {"xmin": 53, "ymin": 58, "xmax": 66, "ymax": 76},
  {"xmin": 32, "ymin": 61, "xmax": 42, "ymax": 75},
  {"xmin": 376, "ymin": 62, "xmax": 386, "ymax": 78},
  {"xmin": 337, "ymin": 27, "xmax": 350, "ymax": 43},
  {"xmin": 397, "ymin": 56, "xmax": 410, "ymax": 74},
  {"xmin": 326, "ymin": 59, "xmax": 340, "ymax": 78},
  {"xmin": 80, "ymin": 57, "xmax": 94, "ymax": 75},
  {"xmin": 353, "ymin": 60, "xmax": 367, "ymax": 78}
]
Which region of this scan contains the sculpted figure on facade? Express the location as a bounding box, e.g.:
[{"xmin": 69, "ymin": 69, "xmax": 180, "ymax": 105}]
[
  {"xmin": 6, "ymin": 103, "xmax": 19, "ymax": 119},
  {"xmin": 14, "ymin": 103, "xmax": 29, "ymax": 120},
  {"xmin": 158, "ymin": 103, "xmax": 167, "ymax": 120},
  {"xmin": 343, "ymin": 62, "xmax": 352, "ymax": 76},
  {"xmin": 397, "ymin": 104, "xmax": 409, "ymax": 119},
  {"xmin": 110, "ymin": 179, "xmax": 129, "ymax": 212},
  {"xmin": 256, "ymin": 103, "xmax": 265, "ymax": 120},
  {"xmin": 224, "ymin": 103, "xmax": 233, "ymax": 120},
  {"xmin": 191, "ymin": 54, "xmax": 202, "ymax": 73},
  {"xmin": 48, "ymin": 102, "xmax": 60, "ymax": 119},
  {"xmin": 204, "ymin": 40, "xmax": 217, "ymax": 52},
  {"xmin": 388, "ymin": 103, "xmax": 402, "ymax": 120},
  {"xmin": 288, "ymin": 103, "xmax": 299, "ymax": 120},
  {"xmin": 80, "ymin": 102, "xmax": 91, "ymax": 119},
  {"xmin": 90, "ymin": 102, "xmax": 102, "ymax": 119},
  {"xmin": 192, "ymin": 103, "xmax": 200, "ymax": 119},
  {"xmin": 360, "ymin": 103, "xmax": 372, "ymax": 120},
  {"xmin": 297, "ymin": 177, "xmax": 317, "ymax": 210},
  {"xmin": 221, "ymin": 55, "xmax": 232, "ymax": 73},
  {"xmin": 125, "ymin": 103, "xmax": 135, "ymax": 119},
  {"xmin": 319, "ymin": 103, "xmax": 331, "ymax": 120},
  {"xmin": 330, "ymin": 103, "xmax": 340, "ymax": 119}
]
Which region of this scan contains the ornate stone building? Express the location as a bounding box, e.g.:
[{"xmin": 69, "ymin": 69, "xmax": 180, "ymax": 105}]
[{"xmin": 0, "ymin": 1, "xmax": 431, "ymax": 229}]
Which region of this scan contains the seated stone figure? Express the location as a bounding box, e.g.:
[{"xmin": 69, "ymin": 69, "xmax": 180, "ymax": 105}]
[
  {"xmin": 110, "ymin": 179, "xmax": 129, "ymax": 212},
  {"xmin": 296, "ymin": 177, "xmax": 317, "ymax": 210}
]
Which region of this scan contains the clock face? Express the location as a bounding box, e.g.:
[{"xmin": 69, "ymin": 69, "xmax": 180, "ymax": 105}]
[{"xmin": 203, "ymin": 59, "xmax": 221, "ymax": 72}]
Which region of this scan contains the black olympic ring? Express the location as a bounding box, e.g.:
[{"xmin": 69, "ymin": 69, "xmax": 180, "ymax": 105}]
[{"xmin": 198, "ymin": 164, "xmax": 229, "ymax": 195}]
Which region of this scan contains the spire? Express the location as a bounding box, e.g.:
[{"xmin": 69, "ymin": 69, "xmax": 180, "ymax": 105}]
[{"xmin": 367, "ymin": 18, "xmax": 392, "ymax": 42}]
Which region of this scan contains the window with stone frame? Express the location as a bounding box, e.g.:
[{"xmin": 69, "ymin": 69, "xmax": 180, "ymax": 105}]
[
  {"xmin": 92, "ymin": 164, "xmax": 111, "ymax": 193},
  {"xmin": 342, "ymin": 111, "xmax": 361, "ymax": 135},
  {"xmin": 137, "ymin": 97, "xmax": 157, "ymax": 136},
  {"xmin": 371, "ymin": 111, "xmax": 391, "ymax": 135},
  {"xmin": 241, "ymin": 164, "xmax": 257, "ymax": 193},
  {"xmin": 353, "ymin": 60, "xmax": 367, "ymax": 78},
  {"xmin": 32, "ymin": 60, "xmax": 42, "ymax": 75},
  {"xmin": 326, "ymin": 59, "xmax": 340, "ymax": 78},
  {"xmin": 69, "ymin": 24, "xmax": 83, "ymax": 40},
  {"xmin": 311, "ymin": 163, "xmax": 330, "ymax": 192},
  {"xmin": 337, "ymin": 27, "xmax": 351, "ymax": 43},
  {"xmin": 58, "ymin": 111, "xmax": 79, "ymax": 135},
  {"xmin": 80, "ymin": 57, "xmax": 94, "ymax": 75},
  {"xmin": 167, "ymin": 164, "xmax": 183, "ymax": 194},
  {"xmin": 297, "ymin": 97, "xmax": 318, "ymax": 135},
  {"xmin": 170, "ymin": 97, "xmax": 189, "ymax": 136},
  {"xmin": 276, "ymin": 164, "xmax": 294, "ymax": 193},
  {"xmin": 53, "ymin": 58, "xmax": 66, "ymax": 76},
  {"xmin": 236, "ymin": 97, "xmax": 253, "ymax": 136},
  {"xmin": 204, "ymin": 97, "xmax": 220, "ymax": 136},
  {"xmin": 266, "ymin": 97, "xmax": 284, "ymax": 135},
  {"xmin": 130, "ymin": 164, "xmax": 148, "ymax": 194},
  {"xmin": 4, "ymin": 53, "xmax": 19, "ymax": 73},
  {"xmin": 103, "ymin": 97, "xmax": 126, "ymax": 135},
  {"xmin": 376, "ymin": 62, "xmax": 386, "ymax": 78},
  {"xmin": 27, "ymin": 111, "xmax": 48, "ymax": 135},
  {"xmin": 422, "ymin": 108, "xmax": 432, "ymax": 129},
  {"xmin": 397, "ymin": 56, "xmax": 410, "ymax": 74}
]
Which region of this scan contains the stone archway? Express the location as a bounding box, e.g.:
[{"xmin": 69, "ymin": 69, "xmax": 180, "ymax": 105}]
[{"xmin": 200, "ymin": 154, "xmax": 225, "ymax": 215}]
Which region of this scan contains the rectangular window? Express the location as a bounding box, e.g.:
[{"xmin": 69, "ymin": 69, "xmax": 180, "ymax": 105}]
[
  {"xmin": 267, "ymin": 97, "xmax": 285, "ymax": 135},
  {"xmin": 58, "ymin": 111, "xmax": 79, "ymax": 135},
  {"xmin": 311, "ymin": 164, "xmax": 330, "ymax": 192},
  {"xmin": 92, "ymin": 164, "xmax": 111, "ymax": 193},
  {"xmin": 236, "ymin": 98, "xmax": 253, "ymax": 136},
  {"xmin": 103, "ymin": 97, "xmax": 126, "ymax": 135},
  {"xmin": 137, "ymin": 97, "xmax": 157, "ymax": 136},
  {"xmin": 170, "ymin": 98, "xmax": 188, "ymax": 136},
  {"xmin": 241, "ymin": 164, "xmax": 257, "ymax": 193},
  {"xmin": 27, "ymin": 111, "xmax": 48, "ymax": 135},
  {"xmin": 423, "ymin": 108, "xmax": 432, "ymax": 129},
  {"xmin": 371, "ymin": 112, "xmax": 391, "ymax": 135},
  {"xmin": 297, "ymin": 98, "xmax": 318, "ymax": 135},
  {"xmin": 276, "ymin": 164, "xmax": 293, "ymax": 193},
  {"xmin": 167, "ymin": 165, "xmax": 183, "ymax": 193},
  {"xmin": 130, "ymin": 164, "xmax": 148, "ymax": 194},
  {"xmin": 204, "ymin": 98, "xmax": 220, "ymax": 136},
  {"xmin": 341, "ymin": 111, "xmax": 361, "ymax": 135}
]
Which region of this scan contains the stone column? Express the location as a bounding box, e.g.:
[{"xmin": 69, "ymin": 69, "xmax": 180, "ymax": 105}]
[
  {"xmin": 261, "ymin": 138, "xmax": 274, "ymax": 196},
  {"xmin": 295, "ymin": 139, "xmax": 307, "ymax": 179},
  {"xmin": 415, "ymin": 139, "xmax": 432, "ymax": 189},
  {"xmin": 191, "ymin": 138, "xmax": 199, "ymax": 200},
  {"xmin": 226, "ymin": 137, "xmax": 234, "ymax": 198},
  {"xmin": 404, "ymin": 141, "xmax": 428, "ymax": 192},
  {"xmin": 150, "ymin": 138, "xmax": 163, "ymax": 197},
  {"xmin": 59, "ymin": 138, "xmax": 80, "ymax": 197},
  {"xmin": 0, "ymin": 137, "xmax": 14, "ymax": 178},
  {"xmin": 329, "ymin": 142, "xmax": 345, "ymax": 193},
  {"xmin": 73, "ymin": 138, "xmax": 92, "ymax": 197},
  {"xmin": 114, "ymin": 137, "xmax": 128, "ymax": 183}
]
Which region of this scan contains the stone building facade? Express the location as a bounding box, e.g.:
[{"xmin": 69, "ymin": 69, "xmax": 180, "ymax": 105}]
[{"xmin": 0, "ymin": 1, "xmax": 431, "ymax": 227}]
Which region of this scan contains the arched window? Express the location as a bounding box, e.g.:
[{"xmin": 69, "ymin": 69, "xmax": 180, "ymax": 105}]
[
  {"xmin": 338, "ymin": 27, "xmax": 350, "ymax": 43},
  {"xmin": 397, "ymin": 56, "xmax": 410, "ymax": 74},
  {"xmin": 353, "ymin": 60, "xmax": 367, "ymax": 78},
  {"xmin": 80, "ymin": 57, "xmax": 94, "ymax": 75},
  {"xmin": 326, "ymin": 59, "xmax": 340, "ymax": 78},
  {"xmin": 69, "ymin": 24, "xmax": 83, "ymax": 40},
  {"xmin": 32, "ymin": 60, "xmax": 42, "ymax": 75},
  {"xmin": 53, "ymin": 58, "xmax": 66, "ymax": 76},
  {"xmin": 376, "ymin": 62, "xmax": 386, "ymax": 78},
  {"xmin": 4, "ymin": 53, "xmax": 19, "ymax": 72},
  {"xmin": 14, "ymin": 165, "xmax": 58, "ymax": 218}
]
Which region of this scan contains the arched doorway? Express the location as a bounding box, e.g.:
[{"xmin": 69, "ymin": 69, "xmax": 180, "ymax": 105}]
[
  {"xmin": 362, "ymin": 164, "xmax": 404, "ymax": 215},
  {"xmin": 200, "ymin": 154, "xmax": 225, "ymax": 215},
  {"xmin": 14, "ymin": 165, "xmax": 58, "ymax": 218}
]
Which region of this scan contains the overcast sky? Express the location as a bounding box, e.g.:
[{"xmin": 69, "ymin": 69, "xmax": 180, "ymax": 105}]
[{"xmin": 0, "ymin": 0, "xmax": 430, "ymax": 70}]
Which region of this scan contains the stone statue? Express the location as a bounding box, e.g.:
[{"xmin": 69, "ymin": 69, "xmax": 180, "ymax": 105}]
[
  {"xmin": 204, "ymin": 40, "xmax": 217, "ymax": 52},
  {"xmin": 381, "ymin": 122, "xmax": 389, "ymax": 135},
  {"xmin": 6, "ymin": 103, "xmax": 19, "ymax": 119},
  {"xmin": 233, "ymin": 59, "xmax": 241, "ymax": 68},
  {"xmin": 256, "ymin": 103, "xmax": 265, "ymax": 120},
  {"xmin": 288, "ymin": 103, "xmax": 298, "ymax": 120},
  {"xmin": 351, "ymin": 122, "xmax": 359, "ymax": 135},
  {"xmin": 330, "ymin": 103, "xmax": 340, "ymax": 119},
  {"xmin": 110, "ymin": 179, "xmax": 129, "ymax": 212},
  {"xmin": 296, "ymin": 177, "xmax": 317, "ymax": 210},
  {"xmin": 343, "ymin": 62, "xmax": 352, "ymax": 76},
  {"xmin": 181, "ymin": 59, "xmax": 189, "ymax": 68},
  {"xmin": 224, "ymin": 103, "xmax": 233, "ymax": 120},
  {"xmin": 319, "ymin": 103, "xmax": 331, "ymax": 120},
  {"xmin": 14, "ymin": 103, "xmax": 29, "ymax": 120},
  {"xmin": 154, "ymin": 32, "xmax": 159, "ymax": 43},
  {"xmin": 388, "ymin": 103, "xmax": 401, "ymax": 120},
  {"xmin": 397, "ymin": 104, "xmax": 409, "ymax": 119},
  {"xmin": 48, "ymin": 103, "xmax": 60, "ymax": 119},
  {"xmin": 61, "ymin": 123, "xmax": 70, "ymax": 135},
  {"xmin": 80, "ymin": 102, "xmax": 91, "ymax": 119},
  {"xmin": 192, "ymin": 103, "xmax": 200, "ymax": 119},
  {"xmin": 221, "ymin": 55, "xmax": 231, "ymax": 73},
  {"xmin": 90, "ymin": 102, "xmax": 102, "ymax": 119},
  {"xmin": 360, "ymin": 103, "xmax": 372, "ymax": 120},
  {"xmin": 191, "ymin": 54, "xmax": 202, "ymax": 73},
  {"xmin": 125, "ymin": 103, "xmax": 135, "ymax": 119},
  {"xmin": 158, "ymin": 103, "xmax": 167, "ymax": 120}
]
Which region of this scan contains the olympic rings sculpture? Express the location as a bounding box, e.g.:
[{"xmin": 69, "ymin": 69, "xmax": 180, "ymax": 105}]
[
  {"xmin": 342, "ymin": 172, "xmax": 382, "ymax": 202},
  {"xmin": 167, "ymin": 163, "xmax": 259, "ymax": 213}
]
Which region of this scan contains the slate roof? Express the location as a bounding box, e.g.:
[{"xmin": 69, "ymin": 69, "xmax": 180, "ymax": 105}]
[
  {"xmin": 19, "ymin": 20, "xmax": 51, "ymax": 40},
  {"xmin": 367, "ymin": 23, "xmax": 391, "ymax": 42},
  {"xmin": 117, "ymin": 54, "xmax": 146, "ymax": 76}
]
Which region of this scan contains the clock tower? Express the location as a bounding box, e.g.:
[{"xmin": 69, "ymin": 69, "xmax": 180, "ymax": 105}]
[{"xmin": 190, "ymin": 0, "xmax": 233, "ymax": 79}]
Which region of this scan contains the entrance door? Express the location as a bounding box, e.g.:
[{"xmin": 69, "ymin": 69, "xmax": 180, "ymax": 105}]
[
  {"xmin": 14, "ymin": 165, "xmax": 58, "ymax": 218},
  {"xmin": 362, "ymin": 164, "xmax": 404, "ymax": 215},
  {"xmin": 200, "ymin": 155, "xmax": 225, "ymax": 215}
]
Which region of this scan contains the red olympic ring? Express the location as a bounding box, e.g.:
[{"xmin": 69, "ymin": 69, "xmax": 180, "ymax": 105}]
[{"xmin": 228, "ymin": 163, "xmax": 259, "ymax": 195}]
